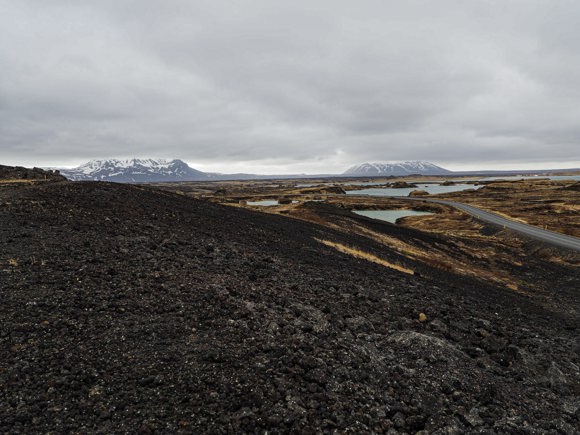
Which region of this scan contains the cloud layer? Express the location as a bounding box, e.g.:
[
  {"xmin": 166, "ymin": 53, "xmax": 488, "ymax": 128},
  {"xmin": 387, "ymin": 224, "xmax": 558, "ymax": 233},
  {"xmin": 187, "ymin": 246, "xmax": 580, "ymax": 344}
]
[{"xmin": 1, "ymin": 1, "xmax": 579, "ymax": 172}]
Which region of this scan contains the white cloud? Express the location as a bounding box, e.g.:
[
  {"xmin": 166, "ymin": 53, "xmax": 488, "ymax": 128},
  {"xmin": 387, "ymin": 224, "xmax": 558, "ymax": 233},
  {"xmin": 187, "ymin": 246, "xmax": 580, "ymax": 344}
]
[{"xmin": 1, "ymin": 0, "xmax": 579, "ymax": 172}]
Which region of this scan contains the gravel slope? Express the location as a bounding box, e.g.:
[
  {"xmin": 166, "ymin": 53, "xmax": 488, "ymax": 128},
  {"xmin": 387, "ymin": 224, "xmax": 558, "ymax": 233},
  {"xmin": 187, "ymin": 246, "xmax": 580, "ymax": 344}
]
[{"xmin": 1, "ymin": 182, "xmax": 578, "ymax": 433}]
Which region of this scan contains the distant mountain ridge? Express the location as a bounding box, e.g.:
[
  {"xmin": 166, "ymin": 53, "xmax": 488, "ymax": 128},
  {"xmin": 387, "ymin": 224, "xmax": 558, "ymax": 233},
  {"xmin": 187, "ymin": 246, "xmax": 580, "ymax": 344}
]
[
  {"xmin": 58, "ymin": 159, "xmax": 210, "ymax": 182},
  {"xmin": 344, "ymin": 161, "xmax": 452, "ymax": 176},
  {"xmin": 56, "ymin": 159, "xmax": 321, "ymax": 182},
  {"xmin": 54, "ymin": 158, "xmax": 579, "ymax": 183}
]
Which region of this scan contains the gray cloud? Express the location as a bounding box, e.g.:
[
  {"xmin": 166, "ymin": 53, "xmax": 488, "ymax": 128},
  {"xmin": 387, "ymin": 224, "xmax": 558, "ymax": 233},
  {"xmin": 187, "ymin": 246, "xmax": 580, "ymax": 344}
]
[{"xmin": 1, "ymin": 0, "xmax": 579, "ymax": 172}]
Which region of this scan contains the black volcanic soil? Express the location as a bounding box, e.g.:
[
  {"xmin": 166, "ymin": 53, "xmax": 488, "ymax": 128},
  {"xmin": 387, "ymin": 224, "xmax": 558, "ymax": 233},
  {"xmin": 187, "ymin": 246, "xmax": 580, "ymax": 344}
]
[
  {"xmin": 1, "ymin": 181, "xmax": 579, "ymax": 433},
  {"xmin": 0, "ymin": 165, "xmax": 66, "ymax": 182}
]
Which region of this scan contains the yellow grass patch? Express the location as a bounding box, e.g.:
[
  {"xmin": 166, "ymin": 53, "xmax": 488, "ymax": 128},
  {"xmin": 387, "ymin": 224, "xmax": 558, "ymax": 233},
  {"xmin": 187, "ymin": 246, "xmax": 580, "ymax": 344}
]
[
  {"xmin": 345, "ymin": 224, "xmax": 525, "ymax": 290},
  {"xmin": 315, "ymin": 238, "xmax": 414, "ymax": 275}
]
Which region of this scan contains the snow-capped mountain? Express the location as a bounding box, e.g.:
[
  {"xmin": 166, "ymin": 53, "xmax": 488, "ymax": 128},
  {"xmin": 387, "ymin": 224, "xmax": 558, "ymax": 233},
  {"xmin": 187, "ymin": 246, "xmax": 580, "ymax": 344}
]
[
  {"xmin": 55, "ymin": 158, "xmax": 453, "ymax": 182},
  {"xmin": 59, "ymin": 158, "xmax": 210, "ymax": 182},
  {"xmin": 344, "ymin": 161, "xmax": 452, "ymax": 176}
]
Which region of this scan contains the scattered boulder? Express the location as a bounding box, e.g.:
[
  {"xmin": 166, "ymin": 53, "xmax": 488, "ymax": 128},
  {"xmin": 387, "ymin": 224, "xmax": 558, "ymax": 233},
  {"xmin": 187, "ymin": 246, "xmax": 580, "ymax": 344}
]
[
  {"xmin": 387, "ymin": 331, "xmax": 467, "ymax": 361},
  {"xmin": 409, "ymin": 189, "xmax": 429, "ymax": 197}
]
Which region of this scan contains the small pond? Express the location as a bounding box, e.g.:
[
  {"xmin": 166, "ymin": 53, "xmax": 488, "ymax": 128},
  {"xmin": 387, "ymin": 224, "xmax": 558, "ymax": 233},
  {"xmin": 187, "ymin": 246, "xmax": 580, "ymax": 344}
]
[
  {"xmin": 247, "ymin": 200, "xmax": 299, "ymax": 206},
  {"xmin": 343, "ymin": 181, "xmax": 390, "ymax": 186},
  {"xmin": 247, "ymin": 200, "xmax": 280, "ymax": 206},
  {"xmin": 353, "ymin": 209, "xmax": 434, "ymax": 224}
]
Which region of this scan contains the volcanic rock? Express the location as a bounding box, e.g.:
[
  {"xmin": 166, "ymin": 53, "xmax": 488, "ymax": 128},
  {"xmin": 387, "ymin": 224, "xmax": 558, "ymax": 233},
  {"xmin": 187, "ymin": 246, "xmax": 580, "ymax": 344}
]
[{"xmin": 0, "ymin": 181, "xmax": 578, "ymax": 433}]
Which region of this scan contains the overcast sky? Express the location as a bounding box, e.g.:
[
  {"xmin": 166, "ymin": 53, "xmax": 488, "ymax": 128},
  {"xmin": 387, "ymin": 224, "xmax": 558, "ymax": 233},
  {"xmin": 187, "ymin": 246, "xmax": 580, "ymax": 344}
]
[{"xmin": 1, "ymin": 1, "xmax": 579, "ymax": 174}]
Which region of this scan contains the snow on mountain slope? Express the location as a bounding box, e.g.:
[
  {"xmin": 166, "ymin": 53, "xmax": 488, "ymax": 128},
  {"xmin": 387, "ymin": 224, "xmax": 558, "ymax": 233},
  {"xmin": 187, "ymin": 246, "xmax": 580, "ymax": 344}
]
[
  {"xmin": 59, "ymin": 159, "xmax": 209, "ymax": 182},
  {"xmin": 56, "ymin": 158, "xmax": 452, "ymax": 182},
  {"xmin": 344, "ymin": 161, "xmax": 452, "ymax": 176}
]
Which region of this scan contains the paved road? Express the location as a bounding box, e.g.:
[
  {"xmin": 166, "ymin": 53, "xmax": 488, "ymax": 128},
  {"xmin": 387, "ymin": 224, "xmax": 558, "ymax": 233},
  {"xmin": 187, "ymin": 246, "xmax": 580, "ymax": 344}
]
[{"xmin": 393, "ymin": 196, "xmax": 580, "ymax": 252}]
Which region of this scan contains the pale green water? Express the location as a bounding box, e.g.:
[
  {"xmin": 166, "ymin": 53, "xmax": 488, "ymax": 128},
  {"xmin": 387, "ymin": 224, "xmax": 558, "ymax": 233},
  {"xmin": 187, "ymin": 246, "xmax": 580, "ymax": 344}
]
[
  {"xmin": 347, "ymin": 183, "xmax": 481, "ymax": 197},
  {"xmin": 247, "ymin": 200, "xmax": 279, "ymax": 206},
  {"xmin": 353, "ymin": 209, "xmax": 434, "ymax": 224},
  {"xmin": 247, "ymin": 200, "xmax": 299, "ymax": 206}
]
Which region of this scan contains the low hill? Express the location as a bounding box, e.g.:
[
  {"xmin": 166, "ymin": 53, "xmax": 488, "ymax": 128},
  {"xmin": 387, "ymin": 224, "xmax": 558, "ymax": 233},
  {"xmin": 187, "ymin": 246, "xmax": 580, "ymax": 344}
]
[{"xmin": 0, "ymin": 181, "xmax": 578, "ymax": 432}]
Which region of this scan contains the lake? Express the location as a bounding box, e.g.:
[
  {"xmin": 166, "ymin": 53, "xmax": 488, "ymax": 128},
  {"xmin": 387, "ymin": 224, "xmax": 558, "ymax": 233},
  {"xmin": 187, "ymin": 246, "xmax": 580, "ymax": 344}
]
[
  {"xmin": 477, "ymin": 175, "xmax": 580, "ymax": 182},
  {"xmin": 346, "ymin": 183, "xmax": 482, "ymax": 197},
  {"xmin": 353, "ymin": 209, "xmax": 434, "ymax": 224}
]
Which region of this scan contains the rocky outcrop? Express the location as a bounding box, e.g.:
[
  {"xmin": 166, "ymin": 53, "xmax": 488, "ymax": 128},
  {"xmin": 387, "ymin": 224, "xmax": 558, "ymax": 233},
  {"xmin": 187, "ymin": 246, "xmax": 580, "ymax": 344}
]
[
  {"xmin": 299, "ymin": 186, "xmax": 346, "ymax": 195},
  {"xmin": 390, "ymin": 181, "xmax": 418, "ymax": 188},
  {"xmin": 409, "ymin": 189, "xmax": 429, "ymax": 196},
  {"xmin": 0, "ymin": 165, "xmax": 67, "ymax": 182}
]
